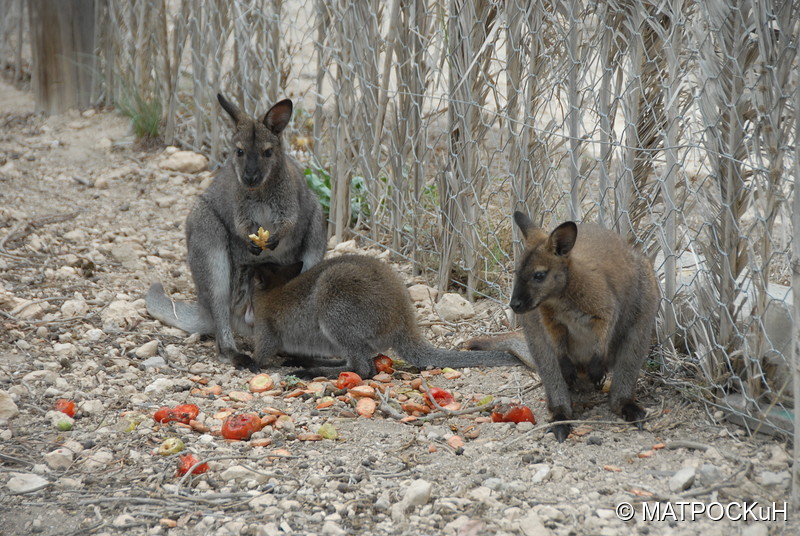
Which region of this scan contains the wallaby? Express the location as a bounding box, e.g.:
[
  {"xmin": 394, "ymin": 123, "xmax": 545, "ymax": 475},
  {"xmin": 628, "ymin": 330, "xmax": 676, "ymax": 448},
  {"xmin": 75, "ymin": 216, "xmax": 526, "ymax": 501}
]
[
  {"xmin": 466, "ymin": 211, "xmax": 659, "ymax": 442},
  {"xmin": 248, "ymin": 254, "xmax": 521, "ymax": 378},
  {"xmin": 146, "ymin": 94, "xmax": 326, "ymax": 370}
]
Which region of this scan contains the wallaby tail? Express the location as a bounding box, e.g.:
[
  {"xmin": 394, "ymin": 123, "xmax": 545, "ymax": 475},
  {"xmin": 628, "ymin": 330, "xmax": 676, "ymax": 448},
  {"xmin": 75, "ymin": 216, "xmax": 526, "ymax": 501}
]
[
  {"xmin": 145, "ymin": 282, "xmax": 214, "ymax": 335},
  {"xmin": 396, "ymin": 338, "xmax": 522, "ymax": 369},
  {"xmin": 463, "ymin": 331, "xmax": 535, "ymax": 369}
]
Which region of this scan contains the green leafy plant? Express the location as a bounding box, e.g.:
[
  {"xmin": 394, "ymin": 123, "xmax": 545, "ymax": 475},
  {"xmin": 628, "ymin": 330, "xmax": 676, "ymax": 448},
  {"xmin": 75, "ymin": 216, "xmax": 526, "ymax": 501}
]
[
  {"xmin": 304, "ymin": 163, "xmax": 371, "ymax": 222},
  {"xmin": 117, "ymin": 90, "xmax": 162, "ymax": 141}
]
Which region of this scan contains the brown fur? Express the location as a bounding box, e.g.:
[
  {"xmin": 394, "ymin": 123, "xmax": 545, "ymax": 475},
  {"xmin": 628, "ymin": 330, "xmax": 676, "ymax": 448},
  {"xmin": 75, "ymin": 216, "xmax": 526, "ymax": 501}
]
[
  {"xmin": 250, "ymin": 255, "xmax": 521, "ymax": 378},
  {"xmin": 467, "ymin": 211, "xmax": 659, "ymax": 442}
]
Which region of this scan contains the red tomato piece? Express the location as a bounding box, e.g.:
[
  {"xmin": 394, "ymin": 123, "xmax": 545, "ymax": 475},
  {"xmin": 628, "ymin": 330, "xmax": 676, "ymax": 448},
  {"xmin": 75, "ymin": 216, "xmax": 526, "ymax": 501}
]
[
  {"xmin": 54, "ymin": 399, "xmax": 76, "ymax": 418},
  {"xmin": 172, "ymin": 404, "xmax": 200, "ymax": 424},
  {"xmin": 176, "ymin": 454, "xmax": 209, "ymax": 476},
  {"xmin": 491, "ymin": 403, "xmax": 536, "ymax": 424},
  {"xmin": 336, "ymin": 372, "xmax": 363, "ymax": 390},
  {"xmin": 424, "ymin": 387, "xmax": 455, "ymax": 407},
  {"xmin": 221, "ymin": 413, "xmax": 262, "ymax": 440},
  {"xmin": 373, "ymin": 354, "xmax": 394, "ymax": 375}
]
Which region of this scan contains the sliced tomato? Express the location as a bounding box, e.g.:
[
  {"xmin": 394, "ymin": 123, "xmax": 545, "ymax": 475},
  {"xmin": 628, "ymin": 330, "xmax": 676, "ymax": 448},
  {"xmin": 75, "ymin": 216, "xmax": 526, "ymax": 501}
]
[
  {"xmin": 373, "ymin": 354, "xmax": 394, "ymax": 375},
  {"xmin": 54, "ymin": 399, "xmax": 76, "ymax": 417},
  {"xmin": 154, "ymin": 404, "xmax": 200, "ymax": 424},
  {"xmin": 176, "ymin": 453, "xmax": 209, "ymax": 476},
  {"xmin": 491, "ymin": 403, "xmax": 536, "ymax": 424},
  {"xmin": 424, "ymin": 386, "xmax": 455, "ymax": 407},
  {"xmin": 221, "ymin": 413, "xmax": 262, "ymax": 440},
  {"xmin": 336, "ymin": 371, "xmax": 363, "ymax": 390}
]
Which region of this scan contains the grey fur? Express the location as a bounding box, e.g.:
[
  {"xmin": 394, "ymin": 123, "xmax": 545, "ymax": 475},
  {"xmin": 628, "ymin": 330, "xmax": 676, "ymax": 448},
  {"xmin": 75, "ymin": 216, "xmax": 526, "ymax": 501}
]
[
  {"xmin": 146, "ymin": 94, "xmax": 326, "ymax": 369},
  {"xmin": 250, "ymin": 255, "xmax": 521, "ymax": 378}
]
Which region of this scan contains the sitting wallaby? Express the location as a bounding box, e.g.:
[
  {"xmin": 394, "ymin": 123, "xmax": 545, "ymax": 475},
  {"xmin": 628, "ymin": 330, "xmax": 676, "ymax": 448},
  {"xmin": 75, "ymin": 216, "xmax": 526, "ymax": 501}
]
[
  {"xmin": 466, "ymin": 211, "xmax": 659, "ymax": 442},
  {"xmin": 249, "ymin": 255, "xmax": 521, "ymax": 378},
  {"xmin": 146, "ymin": 94, "xmax": 326, "ymax": 369}
]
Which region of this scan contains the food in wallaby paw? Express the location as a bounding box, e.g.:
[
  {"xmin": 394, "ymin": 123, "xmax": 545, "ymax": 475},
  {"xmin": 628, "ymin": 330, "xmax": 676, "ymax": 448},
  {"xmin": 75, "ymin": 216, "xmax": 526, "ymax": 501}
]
[{"xmin": 248, "ymin": 227, "xmax": 271, "ymax": 250}]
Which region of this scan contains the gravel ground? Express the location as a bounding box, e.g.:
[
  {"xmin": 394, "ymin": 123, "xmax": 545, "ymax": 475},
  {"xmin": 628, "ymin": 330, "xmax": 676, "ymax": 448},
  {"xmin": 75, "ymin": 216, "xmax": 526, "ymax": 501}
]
[{"xmin": 0, "ymin": 78, "xmax": 795, "ymax": 536}]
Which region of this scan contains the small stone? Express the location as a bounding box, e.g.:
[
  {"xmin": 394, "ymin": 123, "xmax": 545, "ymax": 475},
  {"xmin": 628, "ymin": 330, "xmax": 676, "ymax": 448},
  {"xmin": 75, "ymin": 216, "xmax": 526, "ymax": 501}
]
[
  {"xmin": 134, "ymin": 340, "xmax": 159, "ymax": 358},
  {"xmin": 83, "ymin": 449, "xmax": 114, "ymax": 470},
  {"xmin": 144, "ymin": 378, "xmax": 175, "ymax": 394},
  {"xmin": 159, "ymin": 151, "xmax": 208, "ymax": 174},
  {"xmin": 587, "ymin": 436, "xmax": 602, "ymax": 446},
  {"xmin": 321, "ymin": 521, "xmax": 346, "ymax": 536},
  {"xmin": 44, "ymin": 448, "xmax": 74, "ymax": 471},
  {"xmin": 80, "ymin": 399, "xmax": 104, "ymax": 415},
  {"xmin": 530, "ymin": 463, "xmax": 551, "ymax": 484},
  {"xmin": 248, "ymin": 494, "xmax": 277, "ymax": 511},
  {"xmin": 221, "ymin": 465, "xmax": 269, "ymax": 484},
  {"xmin": 758, "ymin": 470, "xmax": 790, "ymax": 487},
  {"xmin": 741, "ymin": 525, "xmax": 769, "ymax": 536},
  {"xmin": 403, "ymin": 478, "xmax": 432, "ymax": 507},
  {"xmin": 61, "ymin": 295, "xmax": 88, "ymax": 318},
  {"xmin": 228, "ymin": 391, "xmax": 254, "ymax": 402},
  {"xmin": 697, "ymin": 463, "xmax": 721, "ymax": 485},
  {"xmin": 435, "ymin": 293, "xmax": 475, "ymax": 322},
  {"xmin": 0, "ymin": 391, "xmax": 19, "ymax": 420},
  {"xmin": 6, "ymin": 473, "xmax": 49, "ymax": 494},
  {"xmin": 52, "ymin": 342, "xmax": 77, "ymax": 356},
  {"xmin": 85, "ymin": 328, "xmax": 105, "ymax": 341},
  {"xmin": 140, "ymin": 355, "xmax": 167, "ymax": 369},
  {"xmin": 113, "ymin": 514, "xmax": 136, "ymax": 528},
  {"xmin": 101, "ymin": 300, "xmax": 143, "ymax": 332},
  {"xmin": 408, "ymin": 284, "xmax": 438, "ymax": 303},
  {"xmin": 669, "ymin": 466, "xmax": 696, "ymax": 492},
  {"xmin": 518, "ymin": 511, "xmax": 550, "ymax": 536}
]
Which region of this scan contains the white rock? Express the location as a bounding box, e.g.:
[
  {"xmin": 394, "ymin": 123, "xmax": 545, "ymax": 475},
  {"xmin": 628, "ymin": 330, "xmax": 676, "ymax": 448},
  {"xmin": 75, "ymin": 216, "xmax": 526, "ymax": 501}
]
[
  {"xmin": 83, "ymin": 449, "xmax": 114, "ymax": 470},
  {"xmin": 332, "ymin": 239, "xmax": 358, "ymax": 254},
  {"xmin": 23, "ymin": 370, "xmax": 57, "ymax": 384},
  {"xmin": 741, "ymin": 525, "xmax": 769, "ymax": 536},
  {"xmin": 518, "ymin": 511, "xmax": 551, "ymax": 536},
  {"xmin": 159, "ymin": 151, "xmax": 208, "ymax": 174},
  {"xmin": 44, "ymin": 448, "xmax": 74, "ymax": 471},
  {"xmin": 403, "ymin": 478, "xmax": 432, "ymax": 507},
  {"xmin": 758, "ymin": 470, "xmax": 790, "ymax": 487},
  {"xmin": 256, "ymin": 523, "xmax": 282, "ymax": 536},
  {"xmin": 113, "ymin": 514, "xmax": 136, "ymax": 528},
  {"xmin": 52, "ymin": 342, "xmax": 78, "ymax": 356},
  {"xmin": 61, "ymin": 295, "xmax": 88, "ymax": 318},
  {"xmin": 144, "ymin": 378, "xmax": 174, "ymax": 394},
  {"xmin": 321, "ymin": 521, "xmax": 346, "ymax": 536},
  {"xmin": 408, "ymin": 284, "xmax": 438, "ymax": 303},
  {"xmin": 134, "ymin": 340, "xmax": 160, "ymax": 358},
  {"xmin": 530, "ymin": 463, "xmax": 551, "ymax": 484},
  {"xmin": 249, "ymin": 494, "xmax": 278, "ymax": 511},
  {"xmin": 85, "ymin": 328, "xmax": 105, "ymax": 341},
  {"xmin": 140, "ymin": 356, "xmax": 167, "ymax": 369},
  {"xmin": 7, "ymin": 473, "xmax": 49, "ymax": 494},
  {"xmin": 221, "ymin": 465, "xmax": 270, "ymax": 484},
  {"xmin": 0, "ymin": 391, "xmax": 19, "ymax": 420},
  {"xmin": 80, "ymin": 399, "xmax": 104, "ymax": 415},
  {"xmin": 435, "ymin": 293, "xmax": 475, "ymax": 322},
  {"xmin": 101, "ymin": 300, "xmax": 143, "ymax": 332},
  {"xmin": 669, "ymin": 466, "xmax": 696, "ymax": 492}
]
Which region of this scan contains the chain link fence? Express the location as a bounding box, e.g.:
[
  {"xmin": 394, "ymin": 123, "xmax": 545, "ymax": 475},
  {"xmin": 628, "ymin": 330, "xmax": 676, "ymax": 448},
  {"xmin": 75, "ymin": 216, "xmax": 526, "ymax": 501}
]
[{"xmin": 3, "ymin": 0, "xmax": 799, "ymax": 498}]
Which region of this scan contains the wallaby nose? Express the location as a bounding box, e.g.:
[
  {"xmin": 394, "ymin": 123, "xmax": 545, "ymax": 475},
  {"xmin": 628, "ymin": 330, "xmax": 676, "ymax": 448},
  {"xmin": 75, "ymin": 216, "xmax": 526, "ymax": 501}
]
[{"xmin": 509, "ymin": 297, "xmax": 524, "ymax": 313}]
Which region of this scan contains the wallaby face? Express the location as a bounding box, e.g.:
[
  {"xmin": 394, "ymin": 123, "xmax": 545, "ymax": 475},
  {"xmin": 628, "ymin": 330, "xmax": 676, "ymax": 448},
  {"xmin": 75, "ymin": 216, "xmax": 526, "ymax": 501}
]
[
  {"xmin": 217, "ymin": 93, "xmax": 292, "ymax": 190},
  {"xmin": 510, "ymin": 213, "xmax": 576, "ymax": 314}
]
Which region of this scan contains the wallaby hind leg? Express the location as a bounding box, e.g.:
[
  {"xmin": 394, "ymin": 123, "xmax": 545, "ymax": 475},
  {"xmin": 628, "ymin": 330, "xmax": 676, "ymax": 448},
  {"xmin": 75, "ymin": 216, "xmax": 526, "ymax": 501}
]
[
  {"xmin": 188, "ymin": 214, "xmax": 254, "ymax": 370},
  {"xmin": 607, "ymin": 330, "xmax": 651, "ymax": 429}
]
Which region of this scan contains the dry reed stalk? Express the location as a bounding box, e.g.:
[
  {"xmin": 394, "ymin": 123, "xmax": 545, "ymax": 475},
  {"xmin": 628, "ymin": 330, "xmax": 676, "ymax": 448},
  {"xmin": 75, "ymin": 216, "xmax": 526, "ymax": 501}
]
[{"xmin": 792, "ymin": 39, "xmax": 800, "ymax": 510}]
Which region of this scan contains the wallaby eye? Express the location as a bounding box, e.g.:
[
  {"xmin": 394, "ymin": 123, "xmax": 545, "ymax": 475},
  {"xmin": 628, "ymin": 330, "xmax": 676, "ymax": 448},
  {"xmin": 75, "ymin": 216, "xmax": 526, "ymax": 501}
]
[
  {"xmin": 533, "ymin": 271, "xmax": 547, "ymax": 282},
  {"xmin": 263, "ymin": 148, "xmax": 273, "ymax": 158},
  {"xmin": 235, "ymin": 148, "xmax": 244, "ymax": 157}
]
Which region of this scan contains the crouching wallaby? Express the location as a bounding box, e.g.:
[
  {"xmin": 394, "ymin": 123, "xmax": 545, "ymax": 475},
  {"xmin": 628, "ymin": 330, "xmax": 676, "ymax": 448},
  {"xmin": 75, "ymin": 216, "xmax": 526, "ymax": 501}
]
[
  {"xmin": 249, "ymin": 255, "xmax": 521, "ymax": 378},
  {"xmin": 467, "ymin": 211, "xmax": 659, "ymax": 442},
  {"xmin": 146, "ymin": 94, "xmax": 326, "ymax": 370}
]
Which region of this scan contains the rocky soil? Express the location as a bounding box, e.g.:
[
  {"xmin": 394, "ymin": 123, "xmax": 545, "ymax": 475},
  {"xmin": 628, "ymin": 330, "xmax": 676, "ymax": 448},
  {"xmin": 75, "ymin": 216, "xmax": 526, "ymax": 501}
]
[{"xmin": 0, "ymin": 78, "xmax": 796, "ymax": 536}]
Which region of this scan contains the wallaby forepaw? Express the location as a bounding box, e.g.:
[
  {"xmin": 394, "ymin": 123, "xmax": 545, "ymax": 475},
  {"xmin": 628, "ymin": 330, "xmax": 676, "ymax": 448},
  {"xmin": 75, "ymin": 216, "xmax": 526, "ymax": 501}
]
[
  {"xmin": 247, "ymin": 242, "xmax": 264, "ymax": 256},
  {"xmin": 620, "ymin": 402, "xmax": 646, "ymax": 429},
  {"xmin": 266, "ymin": 236, "xmax": 280, "ymax": 250}
]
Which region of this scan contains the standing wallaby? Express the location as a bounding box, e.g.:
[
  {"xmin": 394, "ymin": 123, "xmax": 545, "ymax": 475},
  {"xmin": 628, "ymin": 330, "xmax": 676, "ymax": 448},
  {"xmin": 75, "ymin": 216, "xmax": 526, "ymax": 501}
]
[
  {"xmin": 249, "ymin": 255, "xmax": 521, "ymax": 378},
  {"xmin": 146, "ymin": 94, "xmax": 326, "ymax": 369},
  {"xmin": 466, "ymin": 211, "xmax": 659, "ymax": 442}
]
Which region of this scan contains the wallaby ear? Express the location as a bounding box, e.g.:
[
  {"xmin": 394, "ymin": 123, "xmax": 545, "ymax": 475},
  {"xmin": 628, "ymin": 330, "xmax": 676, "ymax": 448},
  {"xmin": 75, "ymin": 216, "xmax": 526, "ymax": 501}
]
[
  {"xmin": 218, "ymin": 93, "xmax": 243, "ymax": 124},
  {"xmin": 263, "ymin": 99, "xmax": 293, "ymax": 135},
  {"xmin": 513, "ymin": 211, "xmax": 535, "ymax": 239},
  {"xmin": 548, "ymin": 222, "xmax": 578, "ymax": 256}
]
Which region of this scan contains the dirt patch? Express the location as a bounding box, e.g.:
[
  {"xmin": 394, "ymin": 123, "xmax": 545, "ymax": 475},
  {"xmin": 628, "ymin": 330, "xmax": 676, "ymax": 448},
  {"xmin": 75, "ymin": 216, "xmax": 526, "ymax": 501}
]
[{"xmin": 0, "ymin": 79, "xmax": 794, "ymax": 536}]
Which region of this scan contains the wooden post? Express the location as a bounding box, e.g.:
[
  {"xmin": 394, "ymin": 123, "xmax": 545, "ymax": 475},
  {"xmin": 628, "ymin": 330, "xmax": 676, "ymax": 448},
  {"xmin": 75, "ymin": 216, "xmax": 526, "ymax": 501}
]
[{"xmin": 28, "ymin": 0, "xmax": 95, "ymax": 115}]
